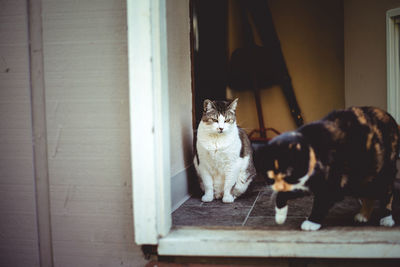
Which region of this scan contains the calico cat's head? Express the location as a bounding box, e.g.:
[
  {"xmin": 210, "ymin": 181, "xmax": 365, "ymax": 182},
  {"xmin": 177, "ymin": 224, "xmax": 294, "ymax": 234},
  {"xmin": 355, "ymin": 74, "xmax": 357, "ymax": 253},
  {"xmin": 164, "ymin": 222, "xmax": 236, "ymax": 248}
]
[
  {"xmin": 200, "ymin": 98, "xmax": 238, "ymax": 134},
  {"xmin": 255, "ymin": 132, "xmax": 316, "ymax": 192}
]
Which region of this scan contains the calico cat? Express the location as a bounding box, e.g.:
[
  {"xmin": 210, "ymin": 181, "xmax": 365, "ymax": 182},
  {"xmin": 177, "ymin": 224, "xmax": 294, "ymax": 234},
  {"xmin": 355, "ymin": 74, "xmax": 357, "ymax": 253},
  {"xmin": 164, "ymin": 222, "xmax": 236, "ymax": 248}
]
[
  {"xmin": 255, "ymin": 106, "xmax": 399, "ymax": 230},
  {"xmin": 194, "ymin": 98, "xmax": 256, "ymax": 203}
]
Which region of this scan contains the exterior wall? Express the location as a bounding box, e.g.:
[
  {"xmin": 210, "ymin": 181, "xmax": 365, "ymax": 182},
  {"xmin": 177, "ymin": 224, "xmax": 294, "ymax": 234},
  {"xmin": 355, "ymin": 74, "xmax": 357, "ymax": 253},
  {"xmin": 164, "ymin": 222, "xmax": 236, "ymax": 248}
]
[
  {"xmin": 228, "ymin": 0, "xmax": 345, "ymax": 134},
  {"xmin": 41, "ymin": 0, "xmax": 146, "ymax": 266},
  {"xmin": 1, "ymin": 0, "xmax": 193, "ymax": 265},
  {"xmin": 0, "ymin": 0, "xmax": 193, "ymax": 266},
  {"xmin": 344, "ymin": 0, "xmax": 400, "ymax": 110},
  {"xmin": 0, "ymin": 0, "xmax": 146, "ymax": 266},
  {"xmin": 0, "ymin": 1, "xmax": 40, "ymax": 266}
]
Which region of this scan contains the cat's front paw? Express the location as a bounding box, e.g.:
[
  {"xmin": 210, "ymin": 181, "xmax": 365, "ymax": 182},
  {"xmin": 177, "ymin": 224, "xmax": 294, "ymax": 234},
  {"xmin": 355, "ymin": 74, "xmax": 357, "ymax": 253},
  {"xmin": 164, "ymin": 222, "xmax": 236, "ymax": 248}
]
[
  {"xmin": 301, "ymin": 220, "xmax": 321, "ymax": 231},
  {"xmin": 380, "ymin": 215, "xmax": 395, "ymax": 227},
  {"xmin": 354, "ymin": 213, "xmax": 368, "ymax": 223},
  {"xmin": 201, "ymin": 193, "xmax": 213, "ymax": 202},
  {"xmin": 275, "ymin": 205, "xmax": 288, "ymax": 224},
  {"xmin": 222, "ymin": 194, "xmax": 235, "ymax": 203}
]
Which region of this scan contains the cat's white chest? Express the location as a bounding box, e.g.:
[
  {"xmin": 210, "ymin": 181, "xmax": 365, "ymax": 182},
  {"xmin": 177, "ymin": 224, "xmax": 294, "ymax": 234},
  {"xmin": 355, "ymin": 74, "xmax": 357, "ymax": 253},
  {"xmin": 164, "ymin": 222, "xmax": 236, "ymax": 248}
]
[
  {"xmin": 195, "ymin": 128, "xmax": 243, "ymax": 200},
  {"xmin": 197, "ymin": 130, "xmax": 241, "ymax": 170},
  {"xmin": 203, "ymin": 138, "xmax": 237, "ymax": 164}
]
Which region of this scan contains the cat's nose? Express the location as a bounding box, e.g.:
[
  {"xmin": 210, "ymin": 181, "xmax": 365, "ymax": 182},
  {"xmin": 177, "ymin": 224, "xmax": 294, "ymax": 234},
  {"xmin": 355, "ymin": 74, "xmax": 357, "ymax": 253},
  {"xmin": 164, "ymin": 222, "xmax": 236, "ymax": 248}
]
[{"xmin": 218, "ymin": 127, "xmax": 223, "ymax": 133}]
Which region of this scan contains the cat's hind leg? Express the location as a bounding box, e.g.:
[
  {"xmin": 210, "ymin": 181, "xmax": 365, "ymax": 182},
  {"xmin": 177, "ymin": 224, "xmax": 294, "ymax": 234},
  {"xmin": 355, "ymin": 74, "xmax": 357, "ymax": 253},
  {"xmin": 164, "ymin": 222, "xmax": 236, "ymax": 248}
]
[
  {"xmin": 379, "ymin": 194, "xmax": 395, "ymax": 227},
  {"xmin": 231, "ymin": 155, "xmax": 255, "ymax": 199},
  {"xmin": 354, "ymin": 198, "xmax": 374, "ymax": 223},
  {"xmin": 378, "ymin": 163, "xmax": 397, "ymax": 227},
  {"xmin": 231, "ymin": 174, "xmax": 253, "ymax": 198},
  {"xmin": 302, "ymin": 195, "xmax": 335, "ymax": 231}
]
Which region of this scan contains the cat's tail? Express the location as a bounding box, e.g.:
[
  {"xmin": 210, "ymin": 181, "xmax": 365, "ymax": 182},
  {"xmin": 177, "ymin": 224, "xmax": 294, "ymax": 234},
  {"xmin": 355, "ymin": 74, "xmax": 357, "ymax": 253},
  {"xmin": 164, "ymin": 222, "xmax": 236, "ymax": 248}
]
[{"xmin": 232, "ymin": 174, "xmax": 255, "ymax": 197}]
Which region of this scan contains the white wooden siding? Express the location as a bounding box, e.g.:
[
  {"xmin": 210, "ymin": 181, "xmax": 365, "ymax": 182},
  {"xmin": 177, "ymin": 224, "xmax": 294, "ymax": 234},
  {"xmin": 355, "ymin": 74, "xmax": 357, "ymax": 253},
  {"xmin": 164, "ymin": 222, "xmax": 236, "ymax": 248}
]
[
  {"xmin": 387, "ymin": 7, "xmax": 400, "ymax": 123},
  {"xmin": 0, "ymin": 0, "xmax": 40, "ymax": 266},
  {"xmin": 1, "ymin": 1, "xmax": 147, "ymax": 266},
  {"xmin": 42, "ymin": 0, "xmax": 145, "ymax": 266}
]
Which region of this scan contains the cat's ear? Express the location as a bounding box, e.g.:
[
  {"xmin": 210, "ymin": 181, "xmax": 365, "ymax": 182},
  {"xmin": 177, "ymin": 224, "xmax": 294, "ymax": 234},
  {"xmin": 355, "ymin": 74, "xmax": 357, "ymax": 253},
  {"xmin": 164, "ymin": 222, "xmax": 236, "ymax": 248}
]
[
  {"xmin": 203, "ymin": 99, "xmax": 214, "ymax": 112},
  {"xmin": 228, "ymin": 98, "xmax": 239, "ymax": 112}
]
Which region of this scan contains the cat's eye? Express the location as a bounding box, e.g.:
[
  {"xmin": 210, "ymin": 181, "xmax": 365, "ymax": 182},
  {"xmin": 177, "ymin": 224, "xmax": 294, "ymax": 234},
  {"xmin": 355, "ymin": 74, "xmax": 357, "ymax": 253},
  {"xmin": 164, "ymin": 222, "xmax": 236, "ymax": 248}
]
[
  {"xmin": 208, "ymin": 118, "xmax": 218, "ymax": 122},
  {"xmin": 224, "ymin": 119, "xmax": 230, "ymax": 123}
]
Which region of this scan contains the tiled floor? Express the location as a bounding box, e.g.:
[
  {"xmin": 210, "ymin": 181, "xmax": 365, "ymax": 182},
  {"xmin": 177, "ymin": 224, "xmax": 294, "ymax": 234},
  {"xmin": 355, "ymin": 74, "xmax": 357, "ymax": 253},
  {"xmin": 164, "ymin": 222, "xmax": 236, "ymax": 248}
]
[{"xmin": 173, "ymin": 170, "xmax": 400, "ymax": 230}]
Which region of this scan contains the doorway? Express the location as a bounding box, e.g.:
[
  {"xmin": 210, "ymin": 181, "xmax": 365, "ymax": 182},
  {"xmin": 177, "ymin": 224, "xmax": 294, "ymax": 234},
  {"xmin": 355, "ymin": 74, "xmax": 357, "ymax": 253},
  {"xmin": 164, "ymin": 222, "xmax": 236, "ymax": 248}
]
[{"xmin": 175, "ymin": 0, "xmax": 346, "ymax": 229}]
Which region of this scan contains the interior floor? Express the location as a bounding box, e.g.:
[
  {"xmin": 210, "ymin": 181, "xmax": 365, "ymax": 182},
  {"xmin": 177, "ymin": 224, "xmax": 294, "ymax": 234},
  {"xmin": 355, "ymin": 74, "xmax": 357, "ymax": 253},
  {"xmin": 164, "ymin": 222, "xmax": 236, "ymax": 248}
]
[{"xmin": 173, "ymin": 161, "xmax": 400, "ymax": 229}]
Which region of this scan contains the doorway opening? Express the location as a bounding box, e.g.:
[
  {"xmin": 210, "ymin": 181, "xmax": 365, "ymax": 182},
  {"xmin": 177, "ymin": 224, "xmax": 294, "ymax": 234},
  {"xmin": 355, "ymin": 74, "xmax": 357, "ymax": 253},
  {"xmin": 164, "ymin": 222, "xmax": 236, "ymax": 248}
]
[{"xmin": 173, "ymin": 0, "xmax": 358, "ymax": 229}]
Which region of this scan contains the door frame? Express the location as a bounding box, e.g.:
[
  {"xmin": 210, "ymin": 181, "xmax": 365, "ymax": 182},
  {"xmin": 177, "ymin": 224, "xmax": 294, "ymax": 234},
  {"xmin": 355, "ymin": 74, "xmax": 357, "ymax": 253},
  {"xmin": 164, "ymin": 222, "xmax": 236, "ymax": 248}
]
[
  {"xmin": 127, "ymin": 0, "xmax": 171, "ymax": 245},
  {"xmin": 387, "ymin": 7, "xmax": 400, "ymax": 123}
]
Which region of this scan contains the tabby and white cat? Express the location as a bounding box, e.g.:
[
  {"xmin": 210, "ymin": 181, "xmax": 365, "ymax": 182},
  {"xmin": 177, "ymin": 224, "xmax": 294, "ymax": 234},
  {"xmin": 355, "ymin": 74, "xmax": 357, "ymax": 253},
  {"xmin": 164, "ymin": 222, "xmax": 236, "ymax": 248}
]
[
  {"xmin": 194, "ymin": 98, "xmax": 256, "ymax": 203},
  {"xmin": 256, "ymin": 106, "xmax": 399, "ymax": 230}
]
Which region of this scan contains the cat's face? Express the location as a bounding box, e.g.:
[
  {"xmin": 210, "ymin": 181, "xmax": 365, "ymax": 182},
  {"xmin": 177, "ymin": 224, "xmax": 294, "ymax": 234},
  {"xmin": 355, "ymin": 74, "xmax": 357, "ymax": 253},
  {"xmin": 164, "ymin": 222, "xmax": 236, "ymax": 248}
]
[
  {"xmin": 256, "ymin": 132, "xmax": 315, "ymax": 192},
  {"xmin": 201, "ymin": 99, "xmax": 238, "ymax": 134}
]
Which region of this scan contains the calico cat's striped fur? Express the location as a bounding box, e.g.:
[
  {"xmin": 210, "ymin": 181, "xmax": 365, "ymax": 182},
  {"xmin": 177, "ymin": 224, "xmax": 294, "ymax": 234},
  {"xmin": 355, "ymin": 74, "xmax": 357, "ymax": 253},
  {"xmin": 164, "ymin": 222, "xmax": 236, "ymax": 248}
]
[
  {"xmin": 194, "ymin": 99, "xmax": 256, "ymax": 203},
  {"xmin": 256, "ymin": 106, "xmax": 399, "ymax": 230}
]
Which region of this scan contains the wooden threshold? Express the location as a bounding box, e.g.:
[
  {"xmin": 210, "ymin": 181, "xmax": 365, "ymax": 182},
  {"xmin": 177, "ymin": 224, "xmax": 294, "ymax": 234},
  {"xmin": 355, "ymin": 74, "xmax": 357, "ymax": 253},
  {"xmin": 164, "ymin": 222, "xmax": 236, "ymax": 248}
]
[{"xmin": 158, "ymin": 226, "xmax": 400, "ymax": 258}]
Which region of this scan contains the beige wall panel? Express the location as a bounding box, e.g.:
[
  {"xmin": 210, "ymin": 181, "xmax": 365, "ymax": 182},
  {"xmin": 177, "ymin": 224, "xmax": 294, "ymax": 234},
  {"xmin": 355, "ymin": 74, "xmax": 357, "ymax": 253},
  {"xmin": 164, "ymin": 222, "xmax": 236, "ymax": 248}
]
[
  {"xmin": 0, "ymin": 0, "xmax": 26, "ymax": 16},
  {"xmin": 229, "ymin": 0, "xmax": 344, "ymax": 134},
  {"xmin": 0, "ymin": 158, "xmax": 35, "ymax": 185},
  {"xmin": 0, "ymin": 1, "xmax": 40, "ymax": 266},
  {"xmin": 47, "ymin": 129, "xmax": 130, "ymax": 159},
  {"xmin": 0, "ymin": 17, "xmax": 28, "ymax": 45},
  {"xmin": 0, "ymin": 129, "xmax": 33, "ymax": 158},
  {"xmin": 45, "ymin": 101, "xmax": 129, "ymax": 129},
  {"xmin": 44, "ymin": 71, "xmax": 127, "ymax": 101},
  {"xmin": 0, "ymin": 103, "xmax": 33, "ymax": 129},
  {"xmin": 42, "ymin": 11, "xmax": 126, "ymax": 44},
  {"xmin": 42, "ymin": 0, "xmax": 146, "ymax": 266},
  {"xmin": 344, "ymin": 0, "xmax": 400, "ymax": 109},
  {"xmin": 51, "ymin": 241, "xmax": 140, "ymax": 267},
  {"xmin": 0, "ymin": 185, "xmax": 37, "ymax": 214},
  {"xmin": 48, "ymin": 158, "xmax": 130, "ymax": 186},
  {"xmin": 0, "ymin": 73, "xmax": 31, "ymax": 102},
  {"xmin": 50, "ymin": 185, "xmax": 132, "ymax": 216},
  {"xmin": 0, "ymin": 239, "xmax": 39, "ymax": 267}
]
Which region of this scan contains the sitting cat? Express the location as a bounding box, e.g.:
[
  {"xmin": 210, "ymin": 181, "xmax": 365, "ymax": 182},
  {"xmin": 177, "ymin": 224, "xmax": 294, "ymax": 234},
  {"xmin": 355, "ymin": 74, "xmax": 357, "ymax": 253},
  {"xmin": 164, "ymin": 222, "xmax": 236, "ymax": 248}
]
[
  {"xmin": 255, "ymin": 106, "xmax": 399, "ymax": 230},
  {"xmin": 194, "ymin": 98, "xmax": 256, "ymax": 203}
]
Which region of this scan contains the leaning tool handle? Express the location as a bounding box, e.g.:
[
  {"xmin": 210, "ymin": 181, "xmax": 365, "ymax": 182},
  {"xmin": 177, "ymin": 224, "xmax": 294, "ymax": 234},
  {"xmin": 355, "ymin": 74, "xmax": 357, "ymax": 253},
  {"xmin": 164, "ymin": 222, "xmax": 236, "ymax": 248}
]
[{"xmin": 230, "ymin": 0, "xmax": 304, "ymax": 128}]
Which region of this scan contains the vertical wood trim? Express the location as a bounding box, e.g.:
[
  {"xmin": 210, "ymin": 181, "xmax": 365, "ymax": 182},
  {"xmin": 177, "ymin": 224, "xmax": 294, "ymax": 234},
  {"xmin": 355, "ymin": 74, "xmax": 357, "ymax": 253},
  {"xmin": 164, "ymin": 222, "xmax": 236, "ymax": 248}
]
[
  {"xmin": 127, "ymin": 0, "xmax": 171, "ymax": 245},
  {"xmin": 189, "ymin": 0, "xmax": 197, "ymax": 131},
  {"xmin": 128, "ymin": 0, "xmax": 157, "ymax": 245},
  {"xmin": 151, "ymin": 0, "xmax": 172, "ymax": 238},
  {"xmin": 27, "ymin": 0, "xmax": 54, "ymax": 266},
  {"xmin": 387, "ymin": 8, "xmax": 400, "ymax": 123}
]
